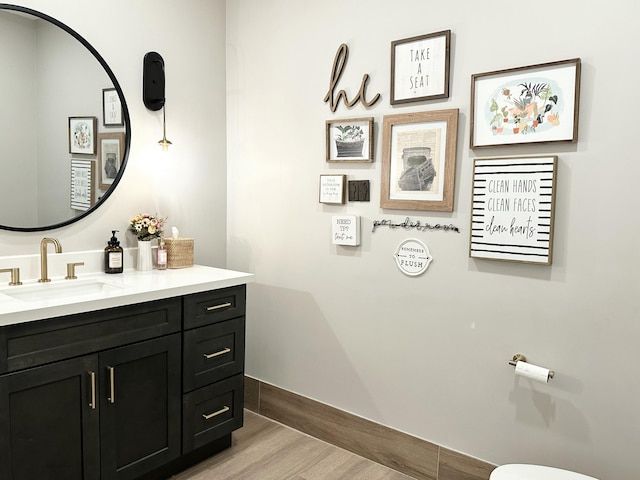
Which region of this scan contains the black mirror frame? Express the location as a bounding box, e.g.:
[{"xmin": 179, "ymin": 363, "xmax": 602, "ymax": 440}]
[{"xmin": 0, "ymin": 3, "xmax": 131, "ymax": 232}]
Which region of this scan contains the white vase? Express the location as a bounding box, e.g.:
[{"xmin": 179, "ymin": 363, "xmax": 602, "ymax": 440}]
[{"xmin": 137, "ymin": 240, "xmax": 153, "ymax": 271}]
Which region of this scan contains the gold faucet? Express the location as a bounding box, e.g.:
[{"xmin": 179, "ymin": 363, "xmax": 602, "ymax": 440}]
[{"xmin": 39, "ymin": 238, "xmax": 62, "ymax": 283}]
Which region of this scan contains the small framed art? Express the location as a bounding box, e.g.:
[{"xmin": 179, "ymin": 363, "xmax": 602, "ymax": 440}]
[
  {"xmin": 390, "ymin": 30, "xmax": 451, "ymax": 105},
  {"xmin": 97, "ymin": 132, "xmax": 125, "ymax": 189},
  {"xmin": 380, "ymin": 109, "xmax": 458, "ymax": 212},
  {"xmin": 103, "ymin": 88, "xmax": 124, "ymax": 126},
  {"xmin": 470, "ymin": 58, "xmax": 581, "ymax": 148},
  {"xmin": 69, "ymin": 116, "xmax": 97, "ymax": 155},
  {"xmin": 319, "ymin": 174, "xmax": 346, "ymax": 204},
  {"xmin": 70, "ymin": 159, "xmax": 95, "ymax": 211},
  {"xmin": 326, "ymin": 117, "xmax": 373, "ymax": 162}
]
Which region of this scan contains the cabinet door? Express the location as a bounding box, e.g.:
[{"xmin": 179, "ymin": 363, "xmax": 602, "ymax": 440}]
[
  {"xmin": 99, "ymin": 334, "xmax": 181, "ymax": 480},
  {"xmin": 0, "ymin": 356, "xmax": 100, "ymax": 480}
]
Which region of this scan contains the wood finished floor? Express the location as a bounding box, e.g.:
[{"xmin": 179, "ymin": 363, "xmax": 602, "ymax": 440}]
[{"xmin": 171, "ymin": 410, "xmax": 415, "ymax": 480}]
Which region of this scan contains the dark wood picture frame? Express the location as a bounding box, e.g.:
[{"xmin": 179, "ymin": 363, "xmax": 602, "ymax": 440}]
[
  {"xmin": 390, "ymin": 30, "xmax": 451, "ymax": 105},
  {"xmin": 470, "ymin": 58, "xmax": 581, "ymax": 148}
]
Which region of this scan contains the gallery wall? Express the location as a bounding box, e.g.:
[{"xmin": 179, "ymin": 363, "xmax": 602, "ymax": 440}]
[{"xmin": 226, "ymin": 1, "xmax": 640, "ymax": 479}]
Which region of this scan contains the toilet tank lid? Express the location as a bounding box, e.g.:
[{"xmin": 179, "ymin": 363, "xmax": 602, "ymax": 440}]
[{"xmin": 490, "ymin": 464, "xmax": 599, "ymax": 480}]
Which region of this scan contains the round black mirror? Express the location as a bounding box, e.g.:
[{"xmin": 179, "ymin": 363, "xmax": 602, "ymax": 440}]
[{"xmin": 0, "ymin": 4, "xmax": 130, "ymax": 232}]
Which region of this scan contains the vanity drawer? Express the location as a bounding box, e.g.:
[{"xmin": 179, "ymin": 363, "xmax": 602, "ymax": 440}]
[
  {"xmin": 183, "ymin": 316, "xmax": 245, "ymax": 393},
  {"xmin": 0, "ymin": 297, "xmax": 182, "ymax": 373},
  {"xmin": 183, "ymin": 285, "xmax": 246, "ymax": 330},
  {"xmin": 182, "ymin": 373, "xmax": 244, "ymax": 453}
]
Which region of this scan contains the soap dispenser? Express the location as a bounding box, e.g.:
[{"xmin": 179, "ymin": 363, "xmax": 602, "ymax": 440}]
[{"xmin": 104, "ymin": 230, "xmax": 124, "ymax": 274}]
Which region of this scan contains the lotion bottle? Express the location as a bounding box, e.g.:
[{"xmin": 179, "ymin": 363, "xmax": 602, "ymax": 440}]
[
  {"xmin": 157, "ymin": 237, "xmax": 167, "ymax": 270},
  {"xmin": 104, "ymin": 230, "xmax": 124, "ymax": 274}
]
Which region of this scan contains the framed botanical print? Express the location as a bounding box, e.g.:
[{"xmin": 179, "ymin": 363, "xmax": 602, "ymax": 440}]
[
  {"xmin": 470, "ymin": 58, "xmax": 581, "ymax": 148},
  {"xmin": 69, "ymin": 116, "xmax": 97, "ymax": 155}
]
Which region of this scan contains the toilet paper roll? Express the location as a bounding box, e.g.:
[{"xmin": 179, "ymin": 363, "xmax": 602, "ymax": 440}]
[{"xmin": 514, "ymin": 361, "xmax": 551, "ymax": 383}]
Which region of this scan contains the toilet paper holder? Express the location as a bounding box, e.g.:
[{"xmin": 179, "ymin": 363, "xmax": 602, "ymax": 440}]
[{"xmin": 508, "ymin": 353, "xmax": 555, "ymax": 379}]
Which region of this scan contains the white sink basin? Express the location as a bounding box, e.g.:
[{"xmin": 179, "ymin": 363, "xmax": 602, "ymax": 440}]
[{"xmin": 1, "ymin": 279, "xmax": 126, "ymax": 302}]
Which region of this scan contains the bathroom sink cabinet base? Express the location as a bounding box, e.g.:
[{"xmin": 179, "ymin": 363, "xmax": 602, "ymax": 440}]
[{"xmin": 0, "ymin": 284, "xmax": 246, "ymax": 480}]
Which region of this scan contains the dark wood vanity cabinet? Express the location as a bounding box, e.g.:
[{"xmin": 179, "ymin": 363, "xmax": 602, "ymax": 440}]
[
  {"xmin": 0, "ymin": 284, "xmax": 246, "ymax": 480},
  {"xmin": 182, "ymin": 287, "xmax": 246, "ymax": 453}
]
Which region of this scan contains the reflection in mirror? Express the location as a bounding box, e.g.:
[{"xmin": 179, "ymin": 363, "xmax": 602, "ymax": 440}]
[{"xmin": 0, "ymin": 5, "xmax": 129, "ymax": 231}]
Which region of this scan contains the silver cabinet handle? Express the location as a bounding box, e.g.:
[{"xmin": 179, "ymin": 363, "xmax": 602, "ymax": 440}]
[
  {"xmin": 203, "ymin": 347, "xmax": 231, "ymax": 359},
  {"xmin": 89, "ymin": 371, "xmax": 96, "ymax": 409},
  {"xmin": 202, "ymin": 406, "xmax": 229, "ymax": 420},
  {"xmin": 107, "ymin": 366, "xmax": 115, "ymax": 404},
  {"xmin": 206, "ymin": 302, "xmax": 232, "ymax": 311}
]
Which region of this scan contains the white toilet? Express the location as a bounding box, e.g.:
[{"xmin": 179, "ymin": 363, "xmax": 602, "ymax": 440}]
[{"xmin": 490, "ymin": 464, "xmax": 599, "ymax": 480}]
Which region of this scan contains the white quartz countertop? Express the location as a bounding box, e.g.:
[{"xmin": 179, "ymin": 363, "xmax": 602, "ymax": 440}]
[{"xmin": 0, "ymin": 265, "xmax": 253, "ymax": 327}]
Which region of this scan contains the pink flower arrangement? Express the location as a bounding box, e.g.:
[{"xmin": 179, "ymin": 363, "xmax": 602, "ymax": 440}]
[{"xmin": 129, "ymin": 213, "xmax": 166, "ymax": 241}]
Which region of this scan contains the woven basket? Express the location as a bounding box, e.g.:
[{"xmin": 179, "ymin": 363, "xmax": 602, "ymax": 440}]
[{"xmin": 164, "ymin": 238, "xmax": 194, "ymax": 269}]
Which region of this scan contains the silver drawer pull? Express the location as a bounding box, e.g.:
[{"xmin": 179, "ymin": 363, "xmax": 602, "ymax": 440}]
[
  {"xmin": 203, "ymin": 347, "xmax": 231, "ymax": 359},
  {"xmin": 206, "ymin": 302, "xmax": 232, "ymax": 311},
  {"xmin": 107, "ymin": 366, "xmax": 115, "ymax": 404},
  {"xmin": 89, "ymin": 371, "xmax": 96, "ymax": 410},
  {"xmin": 202, "ymin": 406, "xmax": 230, "ymax": 420}
]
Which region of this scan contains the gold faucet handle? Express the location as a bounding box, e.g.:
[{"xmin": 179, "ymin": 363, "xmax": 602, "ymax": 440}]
[
  {"xmin": 0, "ymin": 267, "xmax": 22, "ymax": 286},
  {"xmin": 65, "ymin": 262, "xmax": 85, "ymax": 280}
]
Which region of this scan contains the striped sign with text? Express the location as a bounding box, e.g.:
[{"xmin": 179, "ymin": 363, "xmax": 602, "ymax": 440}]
[{"xmin": 470, "ymin": 156, "xmax": 557, "ymax": 264}]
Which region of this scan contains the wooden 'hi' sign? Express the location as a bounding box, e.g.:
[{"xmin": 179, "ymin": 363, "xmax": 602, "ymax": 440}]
[{"xmin": 323, "ymin": 44, "xmax": 381, "ymax": 112}]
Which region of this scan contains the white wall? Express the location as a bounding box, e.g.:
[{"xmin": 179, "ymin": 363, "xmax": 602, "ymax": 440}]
[
  {"xmin": 0, "ymin": 12, "xmax": 37, "ymax": 225},
  {"xmin": 0, "ymin": 0, "xmax": 227, "ymax": 269},
  {"xmin": 226, "ymin": 2, "xmax": 640, "ymax": 479}
]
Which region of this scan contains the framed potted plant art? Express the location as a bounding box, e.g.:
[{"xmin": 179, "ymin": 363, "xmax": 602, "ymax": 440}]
[
  {"xmin": 470, "ymin": 58, "xmax": 581, "ymax": 148},
  {"xmin": 326, "ymin": 117, "xmax": 373, "ymax": 162}
]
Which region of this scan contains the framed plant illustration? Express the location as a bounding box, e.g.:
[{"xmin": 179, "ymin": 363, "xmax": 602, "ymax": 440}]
[
  {"xmin": 381, "ymin": 109, "xmax": 458, "ymax": 212},
  {"xmin": 390, "ymin": 30, "xmax": 451, "ymax": 105},
  {"xmin": 97, "ymin": 132, "xmax": 125, "ymax": 189},
  {"xmin": 469, "ymin": 155, "xmax": 558, "ymax": 265},
  {"xmin": 326, "ymin": 117, "xmax": 373, "ymax": 162},
  {"xmin": 470, "ymin": 58, "xmax": 581, "ymax": 148},
  {"xmin": 68, "ymin": 116, "xmax": 97, "ymax": 155}
]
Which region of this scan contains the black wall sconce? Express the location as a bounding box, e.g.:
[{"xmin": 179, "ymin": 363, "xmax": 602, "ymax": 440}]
[{"xmin": 143, "ymin": 51, "xmax": 172, "ymax": 150}]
